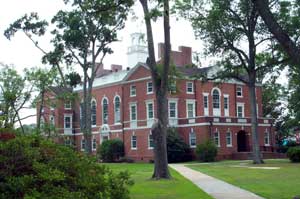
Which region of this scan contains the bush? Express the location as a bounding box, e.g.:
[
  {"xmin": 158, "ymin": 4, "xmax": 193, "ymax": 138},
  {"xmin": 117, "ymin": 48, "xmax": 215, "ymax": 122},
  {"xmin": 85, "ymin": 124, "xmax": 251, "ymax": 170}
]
[
  {"xmin": 196, "ymin": 140, "xmax": 218, "ymax": 162},
  {"xmin": 0, "ymin": 135, "xmax": 133, "ymax": 199},
  {"xmin": 287, "ymin": 146, "xmax": 300, "ymax": 163},
  {"xmin": 98, "ymin": 139, "xmax": 124, "ymax": 162},
  {"xmin": 167, "ymin": 128, "xmax": 192, "ymax": 163}
]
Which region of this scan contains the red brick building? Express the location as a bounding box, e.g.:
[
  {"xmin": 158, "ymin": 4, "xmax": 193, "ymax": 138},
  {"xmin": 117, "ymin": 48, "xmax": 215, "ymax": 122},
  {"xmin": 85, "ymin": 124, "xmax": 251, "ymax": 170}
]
[{"xmin": 40, "ymin": 35, "xmax": 277, "ymax": 161}]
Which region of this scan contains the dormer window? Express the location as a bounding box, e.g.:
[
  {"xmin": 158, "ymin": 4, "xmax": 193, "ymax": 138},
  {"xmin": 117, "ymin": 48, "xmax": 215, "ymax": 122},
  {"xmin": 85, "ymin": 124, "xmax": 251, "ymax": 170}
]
[
  {"xmin": 236, "ymin": 86, "xmax": 243, "ymax": 97},
  {"xmin": 186, "ymin": 82, "xmax": 194, "ymax": 94},
  {"xmin": 130, "ymin": 85, "xmax": 136, "ymax": 97}
]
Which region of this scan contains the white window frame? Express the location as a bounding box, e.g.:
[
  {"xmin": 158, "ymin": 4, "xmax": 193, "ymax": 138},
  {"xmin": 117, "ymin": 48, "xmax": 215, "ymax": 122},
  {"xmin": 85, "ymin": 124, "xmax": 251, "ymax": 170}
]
[
  {"xmin": 236, "ymin": 86, "xmax": 243, "ymax": 97},
  {"xmin": 147, "ymin": 82, "xmax": 153, "ymax": 94},
  {"xmin": 131, "ymin": 135, "xmax": 137, "ymax": 150},
  {"xmin": 168, "ymin": 99, "xmax": 178, "ymax": 126},
  {"xmin": 186, "ymin": 99, "xmax": 196, "ymax": 123},
  {"xmin": 148, "ymin": 133, "xmax": 154, "ymax": 149},
  {"xmin": 264, "ymin": 129, "xmax": 270, "ymax": 146},
  {"xmin": 146, "ymin": 100, "xmax": 154, "ymax": 127},
  {"xmin": 49, "ymin": 115, "xmax": 55, "ymax": 126},
  {"xmin": 214, "ymin": 130, "xmax": 220, "ymax": 147},
  {"xmin": 114, "ymin": 96, "xmax": 121, "ymax": 124},
  {"xmin": 212, "ymin": 88, "xmax": 221, "ymax": 116},
  {"xmin": 189, "ymin": 129, "xmax": 196, "ymax": 148},
  {"xmin": 81, "ymin": 139, "xmax": 86, "ymax": 151},
  {"xmin": 236, "ymin": 103, "xmax": 245, "ymax": 118},
  {"xmin": 64, "ymin": 114, "xmax": 72, "ymax": 129},
  {"xmin": 186, "ymin": 81, "xmax": 194, "ymax": 94},
  {"xmin": 203, "ymin": 93, "xmax": 209, "ymax": 116},
  {"xmin": 130, "ymin": 102, "xmax": 137, "ymax": 128},
  {"xmin": 130, "ymin": 85, "xmax": 136, "ymax": 97},
  {"xmin": 226, "ymin": 130, "xmax": 232, "ymax": 147},
  {"xmin": 64, "ymin": 100, "xmax": 72, "ymax": 110},
  {"xmin": 224, "ymin": 94, "xmax": 229, "ymax": 117},
  {"xmin": 92, "ymin": 138, "xmax": 97, "ymax": 151},
  {"xmin": 91, "ymin": 99, "xmax": 97, "ymax": 127},
  {"xmin": 102, "ymin": 97, "xmax": 109, "ymax": 124}
]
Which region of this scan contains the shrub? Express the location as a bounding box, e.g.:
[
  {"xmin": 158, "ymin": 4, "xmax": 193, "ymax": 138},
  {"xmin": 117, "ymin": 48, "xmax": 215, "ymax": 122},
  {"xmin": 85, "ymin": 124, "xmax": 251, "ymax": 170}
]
[
  {"xmin": 287, "ymin": 146, "xmax": 300, "ymax": 163},
  {"xmin": 98, "ymin": 139, "xmax": 124, "ymax": 162},
  {"xmin": 196, "ymin": 140, "xmax": 218, "ymax": 162},
  {"xmin": 0, "ymin": 135, "xmax": 133, "ymax": 199},
  {"xmin": 167, "ymin": 128, "xmax": 192, "ymax": 163}
]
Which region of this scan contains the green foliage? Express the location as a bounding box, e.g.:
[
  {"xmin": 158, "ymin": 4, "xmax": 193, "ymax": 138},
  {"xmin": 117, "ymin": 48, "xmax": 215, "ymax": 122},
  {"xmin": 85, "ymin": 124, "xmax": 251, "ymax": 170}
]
[
  {"xmin": 196, "ymin": 140, "xmax": 217, "ymax": 162},
  {"xmin": 167, "ymin": 128, "xmax": 192, "ymax": 163},
  {"xmin": 66, "ymin": 71, "xmax": 81, "ymax": 87},
  {"xmin": 0, "ymin": 135, "xmax": 133, "ymax": 199},
  {"xmin": 287, "ymin": 146, "xmax": 300, "ymax": 163},
  {"xmin": 97, "ymin": 139, "xmax": 125, "ymax": 162}
]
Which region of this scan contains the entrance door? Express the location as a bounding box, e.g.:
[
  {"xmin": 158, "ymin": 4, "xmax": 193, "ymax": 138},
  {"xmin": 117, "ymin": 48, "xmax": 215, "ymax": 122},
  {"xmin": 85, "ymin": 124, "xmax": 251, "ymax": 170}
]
[{"xmin": 237, "ymin": 131, "xmax": 248, "ymax": 152}]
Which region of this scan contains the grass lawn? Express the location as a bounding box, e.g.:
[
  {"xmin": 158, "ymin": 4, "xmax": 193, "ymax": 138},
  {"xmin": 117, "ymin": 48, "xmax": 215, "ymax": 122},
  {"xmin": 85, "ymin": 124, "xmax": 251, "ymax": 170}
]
[
  {"xmin": 187, "ymin": 159, "xmax": 300, "ymax": 199},
  {"xmin": 103, "ymin": 163, "xmax": 212, "ymax": 199}
]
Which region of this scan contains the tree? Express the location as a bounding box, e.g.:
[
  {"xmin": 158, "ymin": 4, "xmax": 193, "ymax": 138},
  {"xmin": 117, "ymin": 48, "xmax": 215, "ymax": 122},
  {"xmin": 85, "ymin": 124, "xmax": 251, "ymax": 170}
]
[
  {"xmin": 252, "ymin": 0, "xmax": 300, "ymax": 67},
  {"xmin": 5, "ymin": 0, "xmax": 133, "ymax": 154},
  {"xmin": 0, "ymin": 64, "xmax": 32, "ymax": 133},
  {"xmin": 25, "ymin": 67, "xmax": 58, "ymax": 132},
  {"xmin": 177, "ymin": 0, "xmax": 285, "ymax": 164},
  {"xmin": 4, "ymin": 13, "xmax": 67, "ymax": 87},
  {"xmin": 139, "ymin": 0, "xmax": 171, "ymax": 178}
]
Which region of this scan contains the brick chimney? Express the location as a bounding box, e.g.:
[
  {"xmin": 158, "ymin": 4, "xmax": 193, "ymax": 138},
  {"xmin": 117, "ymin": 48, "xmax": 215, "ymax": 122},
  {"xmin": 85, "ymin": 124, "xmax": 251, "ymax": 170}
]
[
  {"xmin": 111, "ymin": 64, "xmax": 122, "ymax": 72},
  {"xmin": 95, "ymin": 63, "xmax": 110, "ymax": 77},
  {"xmin": 157, "ymin": 43, "xmax": 192, "ymax": 66}
]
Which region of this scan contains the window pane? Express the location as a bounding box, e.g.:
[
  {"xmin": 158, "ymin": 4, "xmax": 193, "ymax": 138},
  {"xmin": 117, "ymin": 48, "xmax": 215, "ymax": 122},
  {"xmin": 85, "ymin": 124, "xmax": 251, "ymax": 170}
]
[
  {"xmin": 147, "ymin": 82, "xmax": 153, "ymax": 93},
  {"xmin": 213, "ymin": 90, "xmax": 220, "ymax": 108},
  {"xmin": 103, "ymin": 99, "xmax": 108, "ymax": 124},
  {"xmin": 115, "ymin": 97, "xmax": 120, "ymax": 123},
  {"xmin": 204, "ymin": 96, "xmax": 208, "ymax": 108},
  {"xmin": 131, "ymin": 105, "xmax": 137, "ymax": 120},
  {"xmin": 169, "ymin": 102, "xmax": 176, "ymax": 118},
  {"xmin": 148, "ymin": 103, "xmax": 154, "ymax": 119}
]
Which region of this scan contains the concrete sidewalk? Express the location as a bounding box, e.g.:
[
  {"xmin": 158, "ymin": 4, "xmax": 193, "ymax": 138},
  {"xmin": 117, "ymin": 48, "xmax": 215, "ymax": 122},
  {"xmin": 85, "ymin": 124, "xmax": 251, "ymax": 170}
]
[{"xmin": 169, "ymin": 164, "xmax": 264, "ymax": 199}]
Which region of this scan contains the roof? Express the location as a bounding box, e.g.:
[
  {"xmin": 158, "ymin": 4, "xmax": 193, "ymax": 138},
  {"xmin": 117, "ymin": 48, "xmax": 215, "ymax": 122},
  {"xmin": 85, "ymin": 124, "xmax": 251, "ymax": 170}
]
[
  {"xmin": 176, "ymin": 66, "xmax": 211, "ymax": 77},
  {"xmin": 73, "ymin": 69, "xmax": 130, "ymax": 92},
  {"xmin": 49, "ymin": 86, "xmax": 73, "ymax": 95}
]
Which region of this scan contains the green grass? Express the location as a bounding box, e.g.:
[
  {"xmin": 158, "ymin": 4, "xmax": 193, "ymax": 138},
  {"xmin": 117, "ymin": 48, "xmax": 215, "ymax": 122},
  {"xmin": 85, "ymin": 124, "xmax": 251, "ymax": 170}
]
[
  {"xmin": 187, "ymin": 159, "xmax": 300, "ymax": 199},
  {"xmin": 103, "ymin": 163, "xmax": 212, "ymax": 199}
]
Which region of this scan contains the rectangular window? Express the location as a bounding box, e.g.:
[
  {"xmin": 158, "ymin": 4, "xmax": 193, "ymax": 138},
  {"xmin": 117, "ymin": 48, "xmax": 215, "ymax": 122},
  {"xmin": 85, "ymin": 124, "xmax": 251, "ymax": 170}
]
[
  {"xmin": 186, "ymin": 101, "xmax": 195, "ymax": 118},
  {"xmin": 81, "ymin": 139, "xmax": 85, "ymax": 151},
  {"xmin": 169, "ymin": 80, "xmax": 176, "ymax": 93},
  {"xmin": 264, "ymin": 130, "xmax": 270, "ymax": 145},
  {"xmin": 189, "ymin": 132, "xmax": 196, "ymax": 148},
  {"xmin": 92, "ymin": 138, "xmax": 97, "ymax": 151},
  {"xmin": 64, "ymin": 115, "xmax": 71, "ymax": 129},
  {"xmin": 214, "ymin": 131, "xmax": 220, "ymax": 147},
  {"xmin": 169, "ymin": 102, "xmax": 177, "ymax": 118},
  {"xmin": 224, "ymin": 95, "xmax": 229, "ymax": 116},
  {"xmin": 237, "ymin": 103, "xmax": 244, "ymax": 118},
  {"xmin": 236, "ymin": 86, "xmax": 243, "ymax": 97},
  {"xmin": 203, "ymin": 93, "xmax": 209, "ymax": 116},
  {"xmin": 130, "ymin": 85, "xmax": 136, "ymax": 97},
  {"xmin": 147, "ymin": 102, "xmax": 154, "ymax": 119},
  {"xmin": 131, "ymin": 135, "xmax": 137, "ymax": 149},
  {"xmin": 64, "ymin": 100, "xmax": 72, "ymax": 109},
  {"xmin": 147, "ymin": 82, "xmax": 153, "ymax": 94},
  {"xmin": 226, "ymin": 131, "xmax": 232, "ymax": 147},
  {"xmin": 130, "ymin": 103, "xmax": 137, "ymax": 128},
  {"xmin": 186, "ymin": 82, "xmax": 194, "ymax": 94},
  {"xmin": 148, "ymin": 134, "xmax": 154, "ymax": 149}
]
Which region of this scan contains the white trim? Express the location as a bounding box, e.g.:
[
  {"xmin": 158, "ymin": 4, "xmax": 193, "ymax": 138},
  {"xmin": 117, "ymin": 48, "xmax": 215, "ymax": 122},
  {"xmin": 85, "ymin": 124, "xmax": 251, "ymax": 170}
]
[
  {"xmin": 114, "ymin": 96, "xmax": 121, "ymax": 123},
  {"xmin": 214, "ymin": 130, "xmax": 220, "ymax": 147},
  {"xmin": 186, "ymin": 81, "xmax": 194, "ymax": 94},
  {"xmin": 131, "ymin": 134, "xmax": 137, "ymax": 150},
  {"xmin": 189, "ymin": 129, "xmax": 196, "ymax": 148},
  {"xmin": 130, "ymin": 102, "xmax": 137, "ymax": 128},
  {"xmin": 147, "ymin": 81, "xmax": 154, "ymax": 94},
  {"xmin": 168, "ymin": 99, "xmax": 178, "ymax": 126},
  {"xmin": 186, "ymin": 99, "xmax": 196, "ymax": 119},
  {"xmin": 64, "ymin": 100, "xmax": 72, "ymax": 110},
  {"xmin": 203, "ymin": 93, "xmax": 209, "ymax": 116},
  {"xmin": 212, "ymin": 88, "xmax": 221, "ymax": 116},
  {"xmin": 224, "ymin": 94, "xmax": 229, "ymax": 117},
  {"xmin": 130, "ymin": 85, "xmax": 137, "ymax": 97},
  {"xmin": 236, "ymin": 86, "xmax": 243, "ymax": 97},
  {"xmin": 226, "ymin": 130, "xmax": 232, "ymax": 147},
  {"xmin": 236, "ymin": 102, "xmax": 245, "ymax": 118},
  {"xmin": 146, "ymin": 100, "xmax": 154, "ymax": 127},
  {"xmin": 148, "ymin": 132, "xmax": 154, "ymax": 150}
]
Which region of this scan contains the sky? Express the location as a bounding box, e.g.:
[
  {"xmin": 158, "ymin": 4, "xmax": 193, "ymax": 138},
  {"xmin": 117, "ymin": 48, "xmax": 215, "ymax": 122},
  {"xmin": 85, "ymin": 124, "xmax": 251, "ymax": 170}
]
[
  {"xmin": 0, "ymin": 0, "xmax": 288, "ymax": 125},
  {"xmin": 0, "ymin": 0, "xmax": 207, "ymax": 125}
]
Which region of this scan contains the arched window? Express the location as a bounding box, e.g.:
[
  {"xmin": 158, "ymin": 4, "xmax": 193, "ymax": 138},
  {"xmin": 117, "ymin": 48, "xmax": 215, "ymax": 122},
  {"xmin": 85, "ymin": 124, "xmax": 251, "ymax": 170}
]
[
  {"xmin": 114, "ymin": 96, "xmax": 121, "ymax": 123},
  {"xmin": 212, "ymin": 89, "xmax": 220, "ymax": 109},
  {"xmin": 91, "ymin": 100, "xmax": 97, "ymax": 126},
  {"xmin": 102, "ymin": 98, "xmax": 108, "ymax": 124}
]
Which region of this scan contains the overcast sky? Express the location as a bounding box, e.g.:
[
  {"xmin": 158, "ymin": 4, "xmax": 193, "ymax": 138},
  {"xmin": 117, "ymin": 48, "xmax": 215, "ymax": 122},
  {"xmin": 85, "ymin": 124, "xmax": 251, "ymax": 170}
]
[
  {"xmin": 0, "ymin": 1, "xmax": 287, "ymax": 125},
  {"xmin": 0, "ymin": 0, "xmax": 208, "ymax": 125}
]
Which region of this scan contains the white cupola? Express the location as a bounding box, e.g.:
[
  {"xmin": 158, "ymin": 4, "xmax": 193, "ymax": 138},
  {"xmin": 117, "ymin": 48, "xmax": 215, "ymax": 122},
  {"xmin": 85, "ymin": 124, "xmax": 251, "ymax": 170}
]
[{"xmin": 127, "ymin": 32, "xmax": 148, "ymax": 68}]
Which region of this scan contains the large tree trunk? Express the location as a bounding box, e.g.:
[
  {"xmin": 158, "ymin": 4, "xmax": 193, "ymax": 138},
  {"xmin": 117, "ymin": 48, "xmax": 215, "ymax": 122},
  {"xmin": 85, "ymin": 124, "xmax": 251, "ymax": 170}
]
[
  {"xmin": 253, "ymin": 0, "xmax": 300, "ymax": 66},
  {"xmin": 37, "ymin": 91, "xmax": 45, "ymax": 132},
  {"xmin": 248, "ymin": 80, "xmax": 264, "ymax": 164},
  {"xmin": 140, "ymin": 0, "xmax": 171, "ymax": 179}
]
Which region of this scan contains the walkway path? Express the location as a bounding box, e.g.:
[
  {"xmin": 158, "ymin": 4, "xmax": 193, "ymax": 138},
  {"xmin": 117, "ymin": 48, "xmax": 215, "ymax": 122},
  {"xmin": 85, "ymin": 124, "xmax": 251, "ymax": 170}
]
[{"xmin": 169, "ymin": 164, "xmax": 264, "ymax": 199}]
